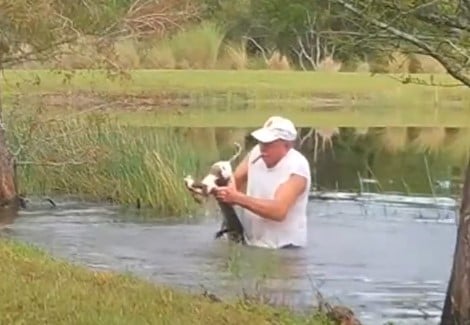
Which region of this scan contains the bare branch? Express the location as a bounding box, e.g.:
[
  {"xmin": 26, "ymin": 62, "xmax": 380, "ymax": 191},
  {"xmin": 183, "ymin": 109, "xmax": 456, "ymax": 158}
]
[
  {"xmin": 334, "ymin": 0, "xmax": 470, "ymax": 87},
  {"xmin": 243, "ymin": 36, "xmax": 271, "ymax": 62}
]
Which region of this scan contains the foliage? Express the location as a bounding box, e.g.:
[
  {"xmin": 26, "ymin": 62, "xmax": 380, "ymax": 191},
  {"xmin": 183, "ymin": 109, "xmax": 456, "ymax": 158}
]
[
  {"xmin": 0, "ymin": 0, "xmax": 201, "ymax": 69},
  {"xmin": 0, "ymin": 0, "xmax": 457, "ymax": 73},
  {"xmin": 331, "ymin": 0, "xmax": 470, "ymax": 85},
  {"xmin": 198, "ymin": 0, "xmax": 387, "ymax": 70},
  {"xmin": 0, "ymin": 0, "xmax": 123, "ymax": 66}
]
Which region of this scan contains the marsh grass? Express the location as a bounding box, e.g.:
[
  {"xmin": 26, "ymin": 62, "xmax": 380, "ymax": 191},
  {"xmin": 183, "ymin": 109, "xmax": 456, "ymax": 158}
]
[
  {"xmin": 0, "ymin": 239, "xmax": 332, "ymax": 325},
  {"xmin": 7, "ymin": 113, "xmax": 211, "ymax": 216}
]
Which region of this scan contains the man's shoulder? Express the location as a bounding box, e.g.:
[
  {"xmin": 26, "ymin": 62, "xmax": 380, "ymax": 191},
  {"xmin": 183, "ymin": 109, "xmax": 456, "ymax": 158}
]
[
  {"xmin": 285, "ymin": 149, "xmax": 311, "ymax": 180},
  {"xmin": 288, "ymin": 148, "xmax": 310, "ymax": 166}
]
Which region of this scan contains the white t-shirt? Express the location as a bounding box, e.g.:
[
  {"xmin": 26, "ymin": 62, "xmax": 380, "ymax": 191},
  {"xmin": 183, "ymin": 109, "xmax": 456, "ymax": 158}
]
[{"xmin": 237, "ymin": 144, "xmax": 311, "ymax": 249}]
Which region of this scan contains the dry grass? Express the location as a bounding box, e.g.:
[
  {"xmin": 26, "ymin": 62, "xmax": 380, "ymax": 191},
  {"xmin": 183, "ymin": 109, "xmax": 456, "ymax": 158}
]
[
  {"xmin": 316, "ymin": 56, "xmax": 342, "ymax": 72},
  {"xmin": 167, "ymin": 21, "xmax": 225, "ymax": 69},
  {"xmin": 412, "ymin": 127, "xmax": 447, "ymax": 153},
  {"xmin": 387, "ymin": 51, "xmax": 411, "ymax": 73},
  {"xmin": 222, "ymin": 40, "xmax": 248, "ymax": 70},
  {"xmin": 377, "ymin": 51, "xmax": 448, "ymax": 74},
  {"xmin": 379, "ymin": 127, "xmax": 409, "ymax": 153},
  {"xmin": 114, "ymin": 38, "xmax": 141, "ymax": 69},
  {"xmin": 266, "ymin": 51, "xmax": 291, "ymax": 70},
  {"xmin": 410, "ymin": 54, "xmax": 447, "ymax": 74},
  {"xmin": 141, "ymin": 42, "xmax": 176, "ymax": 69},
  {"xmin": 53, "ymin": 36, "xmax": 104, "ymax": 69},
  {"xmin": 443, "ymin": 128, "xmax": 470, "ymax": 164}
]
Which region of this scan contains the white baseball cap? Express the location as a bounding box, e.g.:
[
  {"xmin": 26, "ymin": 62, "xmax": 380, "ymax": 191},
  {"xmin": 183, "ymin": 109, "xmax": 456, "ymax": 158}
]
[{"xmin": 250, "ymin": 116, "xmax": 297, "ymax": 143}]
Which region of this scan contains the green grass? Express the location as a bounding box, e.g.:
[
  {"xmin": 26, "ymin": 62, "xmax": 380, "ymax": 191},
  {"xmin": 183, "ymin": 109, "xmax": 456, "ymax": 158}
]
[
  {"xmin": 3, "ymin": 69, "xmax": 468, "ymax": 101},
  {"xmin": 0, "ymin": 239, "xmax": 332, "ymax": 325},
  {"xmin": 3, "ymin": 69, "xmax": 470, "ymax": 127},
  {"xmin": 6, "ymin": 112, "xmax": 215, "ymax": 216}
]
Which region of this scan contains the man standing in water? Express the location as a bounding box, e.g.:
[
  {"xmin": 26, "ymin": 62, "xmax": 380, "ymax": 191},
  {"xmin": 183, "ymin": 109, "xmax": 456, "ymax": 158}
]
[{"xmin": 214, "ymin": 116, "xmax": 311, "ymax": 249}]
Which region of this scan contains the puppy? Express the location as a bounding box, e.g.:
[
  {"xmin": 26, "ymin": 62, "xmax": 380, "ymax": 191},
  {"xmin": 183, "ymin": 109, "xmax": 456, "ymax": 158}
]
[{"xmin": 184, "ymin": 143, "xmax": 245, "ymax": 243}]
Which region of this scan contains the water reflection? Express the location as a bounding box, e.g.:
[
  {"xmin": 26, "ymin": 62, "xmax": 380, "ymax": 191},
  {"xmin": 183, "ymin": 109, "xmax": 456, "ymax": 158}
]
[{"xmin": 172, "ymin": 126, "xmax": 469, "ymax": 197}]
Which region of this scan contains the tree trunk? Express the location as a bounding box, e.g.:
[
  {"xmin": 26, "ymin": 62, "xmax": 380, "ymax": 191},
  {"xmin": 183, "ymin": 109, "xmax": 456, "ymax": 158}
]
[
  {"xmin": 0, "ymin": 126, "xmax": 16, "ymax": 206},
  {"xmin": 0, "ymin": 54, "xmax": 18, "ymax": 208},
  {"xmin": 441, "ymin": 157, "xmax": 470, "ymax": 325}
]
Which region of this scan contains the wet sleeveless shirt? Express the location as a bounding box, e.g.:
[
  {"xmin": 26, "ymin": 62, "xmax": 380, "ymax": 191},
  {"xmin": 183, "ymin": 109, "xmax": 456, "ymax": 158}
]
[{"xmin": 237, "ymin": 144, "xmax": 311, "ymax": 249}]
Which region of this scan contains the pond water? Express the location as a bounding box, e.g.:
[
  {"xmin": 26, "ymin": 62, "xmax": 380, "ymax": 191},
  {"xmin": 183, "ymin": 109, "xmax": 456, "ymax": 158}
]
[{"xmin": 2, "ymin": 126, "xmax": 469, "ymax": 325}]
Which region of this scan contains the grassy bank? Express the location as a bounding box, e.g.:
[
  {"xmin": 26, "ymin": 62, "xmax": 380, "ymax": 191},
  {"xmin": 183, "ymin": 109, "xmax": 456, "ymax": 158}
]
[
  {"xmin": 3, "ymin": 69, "xmax": 469, "ymax": 105},
  {"xmin": 0, "ymin": 239, "xmax": 332, "ymax": 324},
  {"xmin": 7, "ymin": 113, "xmax": 215, "ymax": 216},
  {"xmin": 3, "ymin": 68, "xmax": 470, "ymax": 127}
]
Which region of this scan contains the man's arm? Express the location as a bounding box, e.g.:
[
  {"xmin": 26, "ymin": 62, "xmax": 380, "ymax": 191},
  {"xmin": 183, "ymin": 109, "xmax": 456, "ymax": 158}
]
[
  {"xmin": 232, "ymin": 173, "xmax": 307, "ymax": 222},
  {"xmin": 228, "ymin": 153, "xmax": 248, "ymax": 192}
]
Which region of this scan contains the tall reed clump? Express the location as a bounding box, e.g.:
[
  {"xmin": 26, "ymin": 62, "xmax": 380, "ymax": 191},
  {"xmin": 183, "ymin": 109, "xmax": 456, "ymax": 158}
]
[
  {"xmin": 8, "ymin": 113, "xmax": 207, "ymax": 217},
  {"xmin": 176, "ymin": 21, "xmax": 225, "ymax": 68},
  {"xmin": 143, "ymin": 21, "xmax": 225, "ymax": 69},
  {"xmin": 220, "ymin": 40, "xmax": 248, "ymax": 70}
]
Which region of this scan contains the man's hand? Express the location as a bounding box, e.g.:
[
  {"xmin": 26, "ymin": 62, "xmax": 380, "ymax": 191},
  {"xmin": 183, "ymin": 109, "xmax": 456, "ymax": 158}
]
[
  {"xmin": 215, "ymin": 174, "xmax": 307, "ymax": 222},
  {"xmin": 214, "ymin": 186, "xmax": 242, "ymax": 205}
]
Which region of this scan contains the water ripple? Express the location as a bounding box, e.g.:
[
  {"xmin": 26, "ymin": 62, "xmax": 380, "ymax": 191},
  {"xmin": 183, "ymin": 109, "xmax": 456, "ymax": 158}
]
[{"xmin": 3, "ymin": 195, "xmax": 457, "ymax": 325}]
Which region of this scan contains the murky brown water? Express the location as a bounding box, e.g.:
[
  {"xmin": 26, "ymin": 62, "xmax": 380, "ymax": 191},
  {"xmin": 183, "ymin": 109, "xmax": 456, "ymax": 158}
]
[{"xmin": 1, "ymin": 193, "xmax": 457, "ymax": 325}]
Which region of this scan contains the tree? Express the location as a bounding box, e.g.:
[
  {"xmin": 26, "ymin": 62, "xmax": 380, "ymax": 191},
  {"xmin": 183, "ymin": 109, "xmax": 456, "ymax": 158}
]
[
  {"xmin": 331, "ymin": 0, "xmax": 470, "ymax": 86},
  {"xmin": 0, "ymin": 0, "xmax": 198, "ymax": 210},
  {"xmin": 327, "ymin": 1, "xmax": 470, "ymax": 323},
  {"xmin": 440, "ymin": 157, "xmax": 470, "ymax": 325},
  {"xmin": 200, "ymin": 0, "xmax": 365, "ymax": 70},
  {"xmin": 0, "ymin": 0, "xmax": 83, "ymax": 209}
]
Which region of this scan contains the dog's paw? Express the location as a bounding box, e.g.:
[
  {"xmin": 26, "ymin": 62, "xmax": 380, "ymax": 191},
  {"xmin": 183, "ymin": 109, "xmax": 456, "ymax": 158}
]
[
  {"xmin": 184, "ymin": 175, "xmax": 194, "ymax": 186},
  {"xmin": 214, "ymin": 228, "xmax": 229, "ymax": 239}
]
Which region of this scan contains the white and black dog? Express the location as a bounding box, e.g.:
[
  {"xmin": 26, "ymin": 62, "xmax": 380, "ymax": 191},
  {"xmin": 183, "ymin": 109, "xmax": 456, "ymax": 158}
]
[{"xmin": 184, "ymin": 142, "xmax": 245, "ymax": 244}]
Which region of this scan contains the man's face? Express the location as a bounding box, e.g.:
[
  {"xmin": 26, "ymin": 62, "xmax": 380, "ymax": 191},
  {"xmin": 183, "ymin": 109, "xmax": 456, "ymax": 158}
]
[{"xmin": 259, "ymin": 139, "xmax": 289, "ymax": 167}]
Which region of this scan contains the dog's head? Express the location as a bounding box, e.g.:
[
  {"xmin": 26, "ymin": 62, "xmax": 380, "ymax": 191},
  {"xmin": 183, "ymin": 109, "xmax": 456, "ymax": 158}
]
[
  {"xmin": 209, "ymin": 161, "xmax": 233, "ymax": 183},
  {"xmin": 200, "ymin": 160, "xmax": 233, "ymax": 194},
  {"xmin": 184, "ymin": 160, "xmax": 234, "ymax": 201},
  {"xmin": 184, "ymin": 142, "xmax": 242, "ymax": 202}
]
